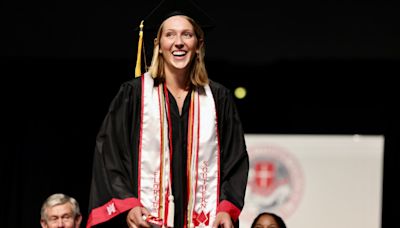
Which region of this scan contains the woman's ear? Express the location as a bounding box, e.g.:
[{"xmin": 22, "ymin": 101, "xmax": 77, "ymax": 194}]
[{"xmin": 197, "ymin": 39, "xmax": 204, "ymax": 51}]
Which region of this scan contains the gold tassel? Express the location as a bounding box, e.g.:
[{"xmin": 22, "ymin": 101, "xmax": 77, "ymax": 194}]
[{"xmin": 135, "ymin": 20, "xmax": 144, "ymax": 77}]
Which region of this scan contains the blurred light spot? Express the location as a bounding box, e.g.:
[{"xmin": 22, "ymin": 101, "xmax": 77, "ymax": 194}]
[{"xmin": 234, "ymin": 87, "xmax": 247, "ymax": 99}]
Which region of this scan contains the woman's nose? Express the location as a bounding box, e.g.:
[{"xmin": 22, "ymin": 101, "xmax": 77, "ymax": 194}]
[
  {"xmin": 174, "ymin": 35, "xmax": 184, "ymax": 46},
  {"xmin": 175, "ymin": 43, "xmax": 184, "ymax": 49}
]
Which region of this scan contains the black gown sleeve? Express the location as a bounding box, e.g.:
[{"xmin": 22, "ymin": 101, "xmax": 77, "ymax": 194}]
[
  {"xmin": 88, "ymin": 79, "xmax": 142, "ymax": 227},
  {"xmin": 210, "ymin": 81, "xmax": 250, "ymax": 217}
]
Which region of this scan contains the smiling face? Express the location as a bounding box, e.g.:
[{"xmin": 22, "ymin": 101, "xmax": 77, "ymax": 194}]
[{"xmin": 159, "ymin": 15, "xmax": 199, "ymax": 74}]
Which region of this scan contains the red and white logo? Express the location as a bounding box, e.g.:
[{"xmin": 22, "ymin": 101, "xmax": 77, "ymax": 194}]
[{"xmin": 246, "ymin": 144, "xmax": 304, "ymax": 219}]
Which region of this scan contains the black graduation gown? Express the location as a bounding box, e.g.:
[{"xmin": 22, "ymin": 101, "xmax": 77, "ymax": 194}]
[{"xmin": 88, "ymin": 77, "xmax": 249, "ymax": 228}]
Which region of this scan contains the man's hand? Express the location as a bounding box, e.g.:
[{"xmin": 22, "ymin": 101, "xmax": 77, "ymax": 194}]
[
  {"xmin": 212, "ymin": 212, "xmax": 234, "ymax": 228},
  {"xmin": 126, "ymin": 206, "xmax": 151, "ymax": 228}
]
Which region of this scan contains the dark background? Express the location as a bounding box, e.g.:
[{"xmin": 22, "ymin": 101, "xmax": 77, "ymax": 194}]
[{"xmin": 2, "ymin": 0, "xmax": 399, "ymax": 227}]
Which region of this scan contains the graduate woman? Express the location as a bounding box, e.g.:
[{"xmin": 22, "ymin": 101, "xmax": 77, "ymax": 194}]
[{"xmin": 87, "ymin": 8, "xmax": 249, "ymax": 228}]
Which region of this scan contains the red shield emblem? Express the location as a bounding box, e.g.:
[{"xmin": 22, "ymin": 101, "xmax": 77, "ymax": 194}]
[{"xmin": 253, "ymin": 161, "xmax": 276, "ymax": 195}]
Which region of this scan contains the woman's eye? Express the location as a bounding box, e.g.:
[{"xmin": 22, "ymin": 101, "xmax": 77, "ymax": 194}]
[
  {"xmin": 183, "ymin": 33, "xmax": 193, "ymax": 38},
  {"xmin": 165, "ymin": 32, "xmax": 175, "ymax": 38}
]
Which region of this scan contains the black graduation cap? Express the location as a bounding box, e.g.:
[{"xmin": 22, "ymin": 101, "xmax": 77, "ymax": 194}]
[
  {"xmin": 141, "ymin": 0, "xmax": 216, "ymax": 31},
  {"xmin": 134, "ymin": 0, "xmax": 215, "ymax": 77}
]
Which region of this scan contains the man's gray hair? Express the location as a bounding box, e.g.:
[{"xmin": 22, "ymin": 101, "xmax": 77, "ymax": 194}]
[{"xmin": 40, "ymin": 193, "xmax": 81, "ymax": 221}]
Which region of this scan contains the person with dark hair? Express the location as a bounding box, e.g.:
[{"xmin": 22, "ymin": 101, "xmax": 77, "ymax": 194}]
[
  {"xmin": 250, "ymin": 212, "xmax": 286, "ymax": 228},
  {"xmin": 40, "ymin": 193, "xmax": 82, "ymax": 228},
  {"xmin": 86, "ymin": 7, "xmax": 249, "ymax": 228}
]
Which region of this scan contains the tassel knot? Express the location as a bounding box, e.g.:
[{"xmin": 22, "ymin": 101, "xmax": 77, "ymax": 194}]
[{"xmin": 135, "ymin": 20, "xmax": 144, "ymax": 77}]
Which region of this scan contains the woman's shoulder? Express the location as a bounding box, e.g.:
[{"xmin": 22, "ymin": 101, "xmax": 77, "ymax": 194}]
[
  {"xmin": 209, "ymin": 79, "xmax": 232, "ymax": 97},
  {"xmin": 107, "ymin": 77, "xmax": 142, "ymax": 111},
  {"xmin": 121, "ymin": 76, "xmax": 142, "ymax": 89},
  {"xmin": 111, "ymin": 77, "xmax": 142, "ymax": 98}
]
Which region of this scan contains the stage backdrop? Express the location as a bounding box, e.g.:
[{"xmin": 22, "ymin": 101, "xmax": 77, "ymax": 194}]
[{"xmin": 240, "ymin": 134, "xmax": 384, "ymax": 228}]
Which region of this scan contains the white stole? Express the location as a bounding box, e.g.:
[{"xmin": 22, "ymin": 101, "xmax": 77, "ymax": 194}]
[{"xmin": 138, "ymin": 73, "xmax": 220, "ymax": 228}]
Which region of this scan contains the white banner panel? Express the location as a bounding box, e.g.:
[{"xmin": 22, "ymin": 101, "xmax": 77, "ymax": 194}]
[{"xmin": 240, "ymin": 134, "xmax": 384, "ymax": 228}]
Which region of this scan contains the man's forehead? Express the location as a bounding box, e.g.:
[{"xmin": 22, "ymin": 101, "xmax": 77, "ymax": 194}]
[{"xmin": 46, "ymin": 203, "xmax": 73, "ymax": 215}]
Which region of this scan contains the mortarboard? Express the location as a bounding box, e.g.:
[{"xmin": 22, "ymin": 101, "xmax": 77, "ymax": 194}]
[{"xmin": 135, "ymin": 0, "xmax": 216, "ymax": 77}]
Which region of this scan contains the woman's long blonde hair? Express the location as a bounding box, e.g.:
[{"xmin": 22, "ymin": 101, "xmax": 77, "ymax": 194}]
[{"xmin": 148, "ymin": 15, "xmax": 209, "ymax": 86}]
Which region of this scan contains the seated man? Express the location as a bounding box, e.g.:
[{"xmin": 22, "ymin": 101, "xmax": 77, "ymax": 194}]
[{"xmin": 40, "ymin": 193, "xmax": 82, "ymax": 228}]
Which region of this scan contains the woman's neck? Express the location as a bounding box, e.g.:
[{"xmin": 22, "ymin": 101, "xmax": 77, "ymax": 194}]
[
  {"xmin": 164, "ymin": 67, "xmax": 189, "ymax": 91},
  {"xmin": 164, "ymin": 69, "xmax": 190, "ymax": 115}
]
